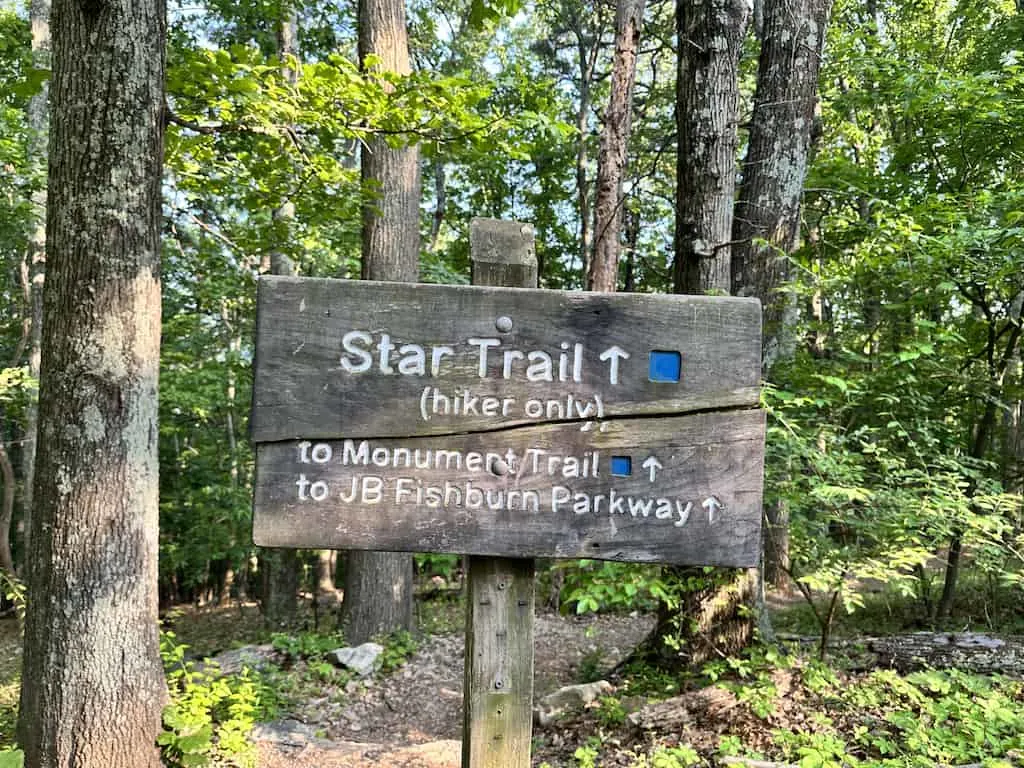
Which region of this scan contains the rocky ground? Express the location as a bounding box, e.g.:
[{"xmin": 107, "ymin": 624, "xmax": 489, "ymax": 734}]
[{"xmin": 253, "ymin": 612, "xmax": 655, "ymax": 768}]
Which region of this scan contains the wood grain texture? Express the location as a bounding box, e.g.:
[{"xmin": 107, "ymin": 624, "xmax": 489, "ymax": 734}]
[
  {"xmin": 462, "ymin": 556, "xmax": 535, "ymax": 768},
  {"xmin": 253, "ymin": 408, "xmax": 765, "ymax": 566},
  {"xmin": 251, "ymin": 276, "xmax": 761, "ymax": 442},
  {"xmin": 464, "ymin": 217, "xmax": 538, "ymax": 768}
]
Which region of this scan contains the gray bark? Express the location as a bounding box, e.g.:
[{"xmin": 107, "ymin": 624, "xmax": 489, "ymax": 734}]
[
  {"xmin": 21, "ymin": 0, "xmax": 51, "ymax": 568},
  {"xmin": 656, "ymin": 0, "xmax": 756, "ymax": 662},
  {"xmin": 731, "ymin": 0, "xmax": 832, "ymax": 367},
  {"xmin": 17, "ymin": 0, "xmax": 167, "ymax": 761},
  {"xmin": 729, "ymin": 0, "xmax": 831, "ymax": 591},
  {"xmin": 341, "ymin": 0, "xmax": 419, "ymax": 645},
  {"xmin": 358, "ymin": 0, "xmax": 420, "ymax": 284},
  {"xmin": 588, "ymin": 0, "xmax": 645, "ymax": 293},
  {"xmin": 868, "ymin": 633, "xmax": 1024, "ymax": 675},
  {"xmin": 673, "ymin": 0, "xmax": 751, "ymax": 294}
]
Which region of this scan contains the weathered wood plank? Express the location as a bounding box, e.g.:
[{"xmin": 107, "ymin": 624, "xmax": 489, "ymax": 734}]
[
  {"xmin": 252, "ymin": 408, "xmax": 765, "ymax": 566},
  {"xmin": 464, "ymin": 216, "xmax": 538, "ymax": 768},
  {"xmin": 462, "ymin": 556, "xmax": 535, "ymax": 768},
  {"xmin": 250, "ymin": 276, "xmax": 761, "ymax": 442}
]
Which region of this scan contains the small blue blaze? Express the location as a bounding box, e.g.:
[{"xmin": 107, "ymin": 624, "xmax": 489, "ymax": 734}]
[
  {"xmin": 649, "ymin": 350, "xmax": 682, "ymax": 383},
  {"xmin": 610, "ymin": 456, "xmax": 632, "ymax": 476}
]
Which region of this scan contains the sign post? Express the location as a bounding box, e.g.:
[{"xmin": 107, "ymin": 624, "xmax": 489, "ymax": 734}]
[
  {"xmin": 250, "ymin": 217, "xmax": 765, "ymax": 767},
  {"xmin": 462, "ymin": 219, "xmax": 539, "ymax": 768}
]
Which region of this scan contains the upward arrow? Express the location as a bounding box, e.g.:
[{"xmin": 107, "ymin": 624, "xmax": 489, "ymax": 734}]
[
  {"xmin": 641, "ymin": 456, "xmax": 662, "ymax": 483},
  {"xmin": 598, "ymin": 345, "xmax": 630, "ymax": 385},
  {"xmin": 702, "ymin": 496, "xmax": 723, "ymax": 523}
]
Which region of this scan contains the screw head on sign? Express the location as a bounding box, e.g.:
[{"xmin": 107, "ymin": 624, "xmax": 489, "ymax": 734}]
[{"xmin": 495, "ymin": 316, "xmax": 513, "ymax": 333}]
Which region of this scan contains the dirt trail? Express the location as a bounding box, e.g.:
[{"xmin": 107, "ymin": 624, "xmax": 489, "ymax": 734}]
[{"xmin": 256, "ymin": 612, "xmax": 653, "ymax": 768}]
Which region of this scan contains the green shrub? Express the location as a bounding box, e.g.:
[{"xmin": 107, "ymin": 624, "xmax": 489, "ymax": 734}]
[
  {"xmin": 270, "ymin": 630, "xmax": 344, "ymax": 661},
  {"xmin": 158, "ymin": 632, "xmax": 262, "ymax": 768},
  {"xmin": 378, "ymin": 629, "xmax": 418, "ymax": 673}
]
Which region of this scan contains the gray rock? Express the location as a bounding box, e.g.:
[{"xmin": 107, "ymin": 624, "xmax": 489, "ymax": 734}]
[
  {"xmin": 251, "ymin": 719, "xmax": 327, "ymax": 747},
  {"xmin": 534, "ymin": 680, "xmax": 613, "ymax": 726},
  {"xmin": 327, "ymin": 642, "xmax": 384, "ymax": 676}
]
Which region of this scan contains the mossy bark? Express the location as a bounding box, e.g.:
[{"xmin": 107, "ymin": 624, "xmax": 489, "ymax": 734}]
[{"xmin": 17, "ymin": 0, "xmax": 167, "ymax": 762}]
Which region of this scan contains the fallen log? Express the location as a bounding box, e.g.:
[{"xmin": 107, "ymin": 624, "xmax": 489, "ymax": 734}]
[
  {"xmin": 772, "ymin": 632, "xmax": 1024, "ymax": 675},
  {"xmin": 866, "ymin": 632, "xmax": 1024, "ymax": 675}
]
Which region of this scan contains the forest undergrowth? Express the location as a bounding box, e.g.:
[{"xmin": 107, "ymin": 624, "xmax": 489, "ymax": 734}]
[{"xmin": 2, "ymin": 569, "xmax": 1022, "ymax": 768}]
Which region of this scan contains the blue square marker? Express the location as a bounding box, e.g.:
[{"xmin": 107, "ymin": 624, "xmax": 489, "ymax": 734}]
[
  {"xmin": 610, "ymin": 456, "xmax": 632, "ymax": 476},
  {"xmin": 649, "ymin": 350, "xmax": 682, "ymax": 383}
]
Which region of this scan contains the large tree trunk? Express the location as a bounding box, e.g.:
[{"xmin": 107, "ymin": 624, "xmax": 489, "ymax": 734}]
[
  {"xmin": 673, "ymin": 0, "xmax": 750, "ymax": 295},
  {"xmin": 642, "ymin": 0, "xmax": 755, "ymax": 666},
  {"xmin": 21, "ymin": 0, "xmax": 51, "ymax": 569},
  {"xmin": 731, "ymin": 0, "xmax": 832, "ymax": 365},
  {"xmin": 17, "ymin": 0, "xmax": 166, "ymax": 761},
  {"xmin": 730, "ymin": 0, "xmax": 831, "ymax": 592},
  {"xmin": 588, "ymin": 0, "xmax": 645, "ymax": 293},
  {"xmin": 340, "ymin": 0, "xmax": 418, "ymax": 646}
]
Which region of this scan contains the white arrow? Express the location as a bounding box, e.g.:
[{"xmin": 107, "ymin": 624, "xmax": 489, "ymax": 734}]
[
  {"xmin": 702, "ymin": 496, "xmax": 723, "ymax": 523},
  {"xmin": 641, "ymin": 456, "xmax": 662, "ymax": 483},
  {"xmin": 599, "ymin": 345, "xmax": 630, "ymax": 385}
]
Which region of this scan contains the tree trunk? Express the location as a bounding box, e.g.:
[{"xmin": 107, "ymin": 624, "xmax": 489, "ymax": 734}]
[
  {"xmin": 729, "ymin": 0, "xmax": 831, "ymax": 591},
  {"xmin": 0, "ymin": 432, "xmax": 15, "ymax": 575},
  {"xmin": 588, "ymin": 0, "xmax": 645, "ymax": 292},
  {"xmin": 731, "ymin": 0, "xmax": 832, "ymax": 366},
  {"xmin": 342, "ymin": 551, "xmax": 414, "ymax": 644},
  {"xmin": 260, "ymin": 4, "xmax": 303, "ymax": 627},
  {"xmin": 261, "ymin": 548, "xmax": 301, "ymax": 628},
  {"xmin": 358, "ymin": 0, "xmax": 420, "ymax": 285},
  {"xmin": 937, "ymin": 309, "xmax": 1022, "ymax": 619},
  {"xmin": 763, "ymin": 499, "xmax": 790, "ymax": 592},
  {"xmin": 340, "ymin": 0, "xmax": 419, "ymax": 646},
  {"xmin": 17, "ymin": 0, "xmax": 166, "ymax": 761},
  {"xmin": 315, "ymin": 549, "xmax": 337, "ymax": 598},
  {"xmin": 575, "ymin": 33, "xmax": 597, "ymax": 286},
  {"xmin": 673, "ymin": 0, "xmax": 750, "ymax": 295},
  {"xmin": 21, "ymin": 0, "xmax": 51, "ymax": 569},
  {"xmin": 641, "ymin": 0, "xmax": 756, "ymax": 665},
  {"xmin": 638, "ymin": 567, "xmax": 758, "ymax": 667}
]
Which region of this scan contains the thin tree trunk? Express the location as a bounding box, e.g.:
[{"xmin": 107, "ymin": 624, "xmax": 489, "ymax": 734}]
[
  {"xmin": 673, "ymin": 0, "xmax": 750, "ymax": 294},
  {"xmin": 260, "ymin": 4, "xmax": 303, "ymax": 627},
  {"xmin": 316, "ymin": 549, "xmax": 337, "ymax": 598},
  {"xmin": 588, "ymin": 0, "xmax": 645, "ymax": 292},
  {"xmin": 623, "ymin": 203, "xmax": 639, "ymax": 292},
  {"xmin": 429, "ymin": 160, "xmax": 446, "ymax": 252},
  {"xmin": 937, "ymin": 311, "xmax": 1023, "ymax": 619},
  {"xmin": 21, "ymin": 0, "xmax": 51, "ymax": 569},
  {"xmin": 17, "ymin": 0, "xmax": 166, "ymax": 761},
  {"xmin": 574, "ymin": 20, "xmax": 602, "ymax": 285},
  {"xmin": 0, "ymin": 432, "xmax": 15, "ymax": 576},
  {"xmin": 341, "ymin": 0, "xmax": 419, "ymax": 646}
]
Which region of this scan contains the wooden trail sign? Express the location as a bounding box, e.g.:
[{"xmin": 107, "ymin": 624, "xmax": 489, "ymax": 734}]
[{"xmin": 252, "ymin": 273, "xmax": 765, "ymax": 567}]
